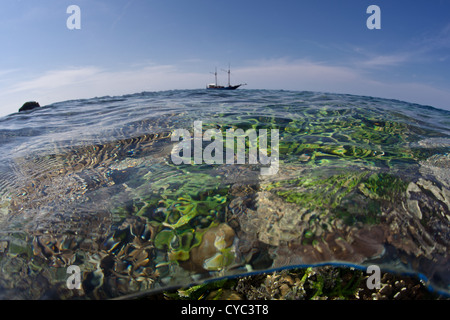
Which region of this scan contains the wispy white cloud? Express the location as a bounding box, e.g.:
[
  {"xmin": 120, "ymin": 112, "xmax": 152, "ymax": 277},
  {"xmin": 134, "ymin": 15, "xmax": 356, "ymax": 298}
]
[
  {"xmin": 1, "ymin": 59, "xmax": 449, "ymax": 118},
  {"xmin": 0, "ymin": 64, "xmax": 207, "ymax": 117},
  {"xmin": 0, "ymin": 69, "xmax": 21, "ymax": 79},
  {"xmin": 421, "ymin": 23, "xmax": 450, "ymax": 50},
  {"xmin": 358, "ymin": 53, "xmax": 410, "ymax": 68},
  {"xmin": 237, "ymin": 58, "xmax": 360, "ymax": 91},
  {"xmin": 7, "ymin": 67, "xmax": 102, "ymax": 93},
  {"xmin": 236, "ymin": 58, "xmax": 450, "ymax": 110}
]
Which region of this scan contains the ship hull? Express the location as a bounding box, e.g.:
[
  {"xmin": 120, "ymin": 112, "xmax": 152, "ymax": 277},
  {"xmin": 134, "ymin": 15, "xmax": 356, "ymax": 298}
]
[{"xmin": 206, "ymin": 84, "xmax": 242, "ymax": 90}]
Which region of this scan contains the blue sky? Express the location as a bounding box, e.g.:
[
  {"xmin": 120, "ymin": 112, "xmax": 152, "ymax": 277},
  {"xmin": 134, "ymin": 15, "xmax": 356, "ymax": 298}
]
[{"xmin": 1, "ymin": 0, "xmax": 450, "ymax": 117}]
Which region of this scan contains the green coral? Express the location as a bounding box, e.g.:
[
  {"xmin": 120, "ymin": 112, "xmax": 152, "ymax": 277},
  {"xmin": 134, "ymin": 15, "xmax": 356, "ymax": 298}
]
[
  {"xmin": 164, "ymin": 194, "xmax": 226, "ymax": 228},
  {"xmin": 302, "ymin": 267, "xmax": 363, "ymax": 300},
  {"xmin": 161, "ymin": 266, "xmax": 364, "ymax": 300},
  {"xmin": 267, "ymin": 171, "xmax": 369, "ymax": 211},
  {"xmin": 154, "ymin": 227, "xmax": 205, "ymax": 262},
  {"xmin": 206, "ymin": 106, "xmax": 429, "ymax": 170},
  {"xmin": 111, "ymin": 161, "xmax": 232, "ymax": 267},
  {"xmin": 359, "ymin": 173, "xmax": 408, "ymax": 201},
  {"xmin": 150, "ymin": 194, "xmax": 228, "ymax": 263},
  {"xmin": 263, "ymin": 170, "xmax": 408, "ymax": 227},
  {"xmin": 164, "ymin": 278, "xmax": 235, "ymax": 300}
]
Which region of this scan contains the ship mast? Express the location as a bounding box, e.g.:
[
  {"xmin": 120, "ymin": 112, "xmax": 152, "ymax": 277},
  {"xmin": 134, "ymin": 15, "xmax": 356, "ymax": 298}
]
[
  {"xmin": 210, "ymin": 67, "xmax": 218, "ymax": 86},
  {"xmin": 222, "ymin": 64, "xmax": 231, "ymax": 87}
]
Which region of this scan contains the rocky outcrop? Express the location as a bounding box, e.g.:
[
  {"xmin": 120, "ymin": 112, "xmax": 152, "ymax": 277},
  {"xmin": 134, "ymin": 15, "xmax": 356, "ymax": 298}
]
[{"xmin": 19, "ymin": 101, "xmax": 40, "ymax": 112}]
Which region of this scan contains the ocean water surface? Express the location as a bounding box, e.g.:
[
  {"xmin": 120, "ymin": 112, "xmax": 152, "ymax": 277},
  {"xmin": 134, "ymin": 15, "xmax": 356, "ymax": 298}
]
[{"xmin": 0, "ymin": 89, "xmax": 448, "ymax": 299}]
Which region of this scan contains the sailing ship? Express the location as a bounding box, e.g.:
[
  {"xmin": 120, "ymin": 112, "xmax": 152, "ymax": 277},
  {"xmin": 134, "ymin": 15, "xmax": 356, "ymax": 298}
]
[{"xmin": 207, "ymin": 66, "xmax": 246, "ymax": 90}]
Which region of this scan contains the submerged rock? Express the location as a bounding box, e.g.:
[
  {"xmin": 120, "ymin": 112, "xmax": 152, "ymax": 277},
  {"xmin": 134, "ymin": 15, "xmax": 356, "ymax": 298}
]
[
  {"xmin": 227, "ymin": 161, "xmax": 449, "ymax": 287},
  {"xmin": 19, "ymin": 101, "xmax": 40, "ymax": 112},
  {"xmin": 180, "ymin": 223, "xmax": 236, "ymax": 273}
]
